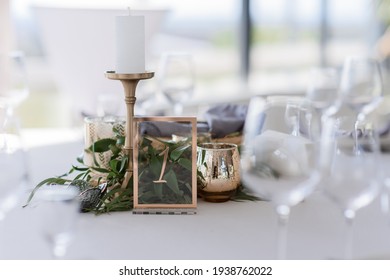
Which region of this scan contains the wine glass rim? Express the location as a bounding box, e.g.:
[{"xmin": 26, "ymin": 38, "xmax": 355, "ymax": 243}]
[{"xmin": 197, "ymin": 142, "xmax": 237, "ymax": 150}]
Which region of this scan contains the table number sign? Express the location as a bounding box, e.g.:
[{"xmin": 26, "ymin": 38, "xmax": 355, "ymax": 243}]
[{"xmin": 133, "ymin": 117, "xmax": 197, "ymax": 214}]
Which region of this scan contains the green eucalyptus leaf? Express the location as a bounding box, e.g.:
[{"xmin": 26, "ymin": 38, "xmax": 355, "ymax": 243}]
[
  {"xmin": 150, "ymin": 155, "xmax": 162, "ymax": 178},
  {"xmin": 153, "ymin": 183, "xmax": 163, "ymax": 199},
  {"xmin": 163, "ymin": 169, "xmax": 180, "ymax": 195},
  {"xmin": 109, "ymin": 144, "xmax": 121, "ymax": 155},
  {"xmin": 170, "ymin": 144, "xmax": 190, "ymax": 161},
  {"xmin": 23, "ymin": 177, "xmax": 71, "ymax": 207},
  {"xmin": 91, "ymin": 166, "xmax": 110, "ymax": 173},
  {"xmin": 76, "ymin": 154, "xmax": 84, "ymax": 164},
  {"xmin": 145, "ymin": 135, "xmax": 176, "ymax": 147},
  {"xmin": 178, "ymin": 158, "xmax": 192, "ymax": 171},
  {"xmin": 89, "ymin": 138, "xmax": 116, "ymax": 153},
  {"xmin": 119, "ymin": 157, "xmax": 128, "ymax": 173},
  {"xmin": 109, "ymin": 159, "xmax": 120, "ymax": 172},
  {"xmin": 71, "ymin": 165, "xmax": 89, "ymax": 172}
]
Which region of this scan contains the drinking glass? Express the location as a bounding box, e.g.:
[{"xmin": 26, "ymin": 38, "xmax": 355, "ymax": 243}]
[
  {"xmin": 0, "ymin": 51, "xmax": 29, "ymax": 119},
  {"xmin": 157, "ymin": 53, "xmax": 195, "ymax": 115},
  {"xmin": 0, "ymin": 102, "xmax": 28, "ymax": 221},
  {"xmin": 284, "ymin": 101, "xmax": 301, "ymax": 136},
  {"xmin": 305, "ymin": 67, "xmax": 340, "ymax": 139},
  {"xmin": 339, "ymin": 56, "xmax": 383, "ymax": 120},
  {"xmin": 241, "ymin": 96, "xmax": 321, "ymax": 259},
  {"xmin": 306, "ymin": 67, "xmax": 340, "ymax": 115},
  {"xmin": 34, "ymin": 185, "xmax": 80, "ymax": 259},
  {"xmin": 320, "ymin": 116, "xmax": 382, "ymax": 259}
]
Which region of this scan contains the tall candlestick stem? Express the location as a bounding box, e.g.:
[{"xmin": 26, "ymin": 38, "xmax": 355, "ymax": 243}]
[{"xmin": 105, "ymin": 71, "xmax": 154, "ymax": 188}]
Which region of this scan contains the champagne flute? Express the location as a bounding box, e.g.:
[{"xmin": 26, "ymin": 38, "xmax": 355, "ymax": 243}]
[
  {"xmin": 320, "ymin": 116, "xmax": 382, "ymax": 259},
  {"xmin": 157, "ymin": 53, "xmax": 195, "ymax": 115},
  {"xmin": 34, "ymin": 185, "xmax": 80, "ymax": 259},
  {"xmin": 241, "ymin": 96, "xmax": 321, "ymax": 259}
]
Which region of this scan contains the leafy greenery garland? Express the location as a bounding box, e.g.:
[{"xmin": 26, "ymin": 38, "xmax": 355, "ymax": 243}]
[{"xmin": 25, "ymin": 127, "xmax": 259, "ymax": 214}]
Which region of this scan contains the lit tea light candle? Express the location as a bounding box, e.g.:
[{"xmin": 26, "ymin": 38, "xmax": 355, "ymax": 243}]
[{"xmin": 115, "ymin": 9, "xmax": 145, "ymax": 74}]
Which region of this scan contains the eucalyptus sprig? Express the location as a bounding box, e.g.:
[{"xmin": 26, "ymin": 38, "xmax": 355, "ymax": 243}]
[
  {"xmin": 25, "ymin": 126, "xmax": 259, "ymax": 214},
  {"xmin": 25, "ymin": 126, "xmax": 133, "ymax": 214}
]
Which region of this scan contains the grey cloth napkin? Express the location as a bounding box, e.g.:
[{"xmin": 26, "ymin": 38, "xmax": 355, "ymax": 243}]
[
  {"xmin": 139, "ymin": 121, "xmax": 209, "ymax": 137},
  {"xmin": 204, "ymin": 104, "xmax": 248, "ymax": 138},
  {"xmin": 138, "ymin": 104, "xmax": 248, "ymax": 138}
]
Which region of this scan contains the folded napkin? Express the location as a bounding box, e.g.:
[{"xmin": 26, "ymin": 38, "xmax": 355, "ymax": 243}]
[
  {"xmin": 138, "ymin": 104, "xmax": 248, "ymax": 138},
  {"xmin": 139, "ymin": 121, "xmax": 209, "ymax": 137},
  {"xmin": 204, "ymin": 104, "xmax": 248, "ymax": 138}
]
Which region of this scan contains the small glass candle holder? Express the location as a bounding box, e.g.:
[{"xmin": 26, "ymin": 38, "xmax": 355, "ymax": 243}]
[
  {"xmin": 83, "ymin": 116, "xmax": 125, "ymax": 168},
  {"xmin": 197, "ymin": 143, "xmax": 240, "ymax": 202}
]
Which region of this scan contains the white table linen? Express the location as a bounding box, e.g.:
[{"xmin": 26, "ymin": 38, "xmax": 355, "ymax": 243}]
[{"xmin": 1, "ymin": 129, "xmax": 390, "ymax": 260}]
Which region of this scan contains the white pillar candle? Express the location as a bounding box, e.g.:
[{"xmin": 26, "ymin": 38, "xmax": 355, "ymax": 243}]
[{"xmin": 115, "ymin": 14, "xmax": 145, "ymax": 74}]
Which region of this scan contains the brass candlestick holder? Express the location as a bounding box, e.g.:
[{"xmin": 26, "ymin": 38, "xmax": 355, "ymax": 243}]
[{"xmin": 105, "ymin": 71, "xmax": 154, "ymax": 188}]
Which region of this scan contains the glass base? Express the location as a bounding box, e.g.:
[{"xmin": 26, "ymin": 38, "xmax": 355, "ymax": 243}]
[{"xmin": 199, "ymin": 189, "xmax": 236, "ymax": 203}]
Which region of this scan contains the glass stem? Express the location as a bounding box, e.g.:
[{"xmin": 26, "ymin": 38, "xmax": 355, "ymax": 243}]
[
  {"xmin": 344, "ymin": 210, "xmax": 355, "ymax": 260},
  {"xmin": 353, "ymin": 111, "xmax": 364, "ymax": 155},
  {"xmin": 276, "ymin": 205, "xmax": 291, "ymax": 259}
]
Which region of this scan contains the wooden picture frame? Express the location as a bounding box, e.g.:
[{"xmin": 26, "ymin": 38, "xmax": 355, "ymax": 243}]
[{"xmin": 133, "ymin": 117, "xmax": 197, "ymax": 214}]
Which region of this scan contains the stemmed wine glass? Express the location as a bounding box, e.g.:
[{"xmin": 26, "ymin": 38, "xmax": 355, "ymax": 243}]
[
  {"xmin": 306, "ymin": 67, "xmax": 340, "ymax": 115},
  {"xmin": 33, "ymin": 184, "xmax": 80, "ymax": 259},
  {"xmin": 0, "ymin": 51, "xmax": 29, "ymax": 220},
  {"xmin": 305, "ymin": 67, "xmax": 340, "ymax": 139},
  {"xmin": 241, "ymin": 96, "xmax": 321, "ymax": 259},
  {"xmin": 339, "ymin": 56, "xmax": 383, "ymax": 151},
  {"xmin": 339, "ymin": 56, "xmax": 382, "ymax": 119},
  {"xmin": 320, "ymin": 116, "xmax": 382, "ymax": 259},
  {"xmin": 0, "ymin": 127, "xmax": 28, "ymax": 221},
  {"xmin": 0, "ymin": 51, "xmax": 29, "ymax": 120},
  {"xmin": 157, "ymin": 53, "xmax": 195, "ymax": 115}
]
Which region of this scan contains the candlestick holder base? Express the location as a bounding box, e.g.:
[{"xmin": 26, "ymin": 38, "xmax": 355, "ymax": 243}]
[{"xmin": 105, "ymin": 71, "xmax": 154, "ymax": 189}]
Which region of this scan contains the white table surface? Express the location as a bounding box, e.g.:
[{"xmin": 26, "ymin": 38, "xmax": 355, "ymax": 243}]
[{"xmin": 1, "ymin": 128, "xmax": 390, "ymax": 260}]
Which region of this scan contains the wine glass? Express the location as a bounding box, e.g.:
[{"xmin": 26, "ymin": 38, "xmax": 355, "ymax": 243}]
[
  {"xmin": 157, "ymin": 53, "xmax": 195, "ymax": 115},
  {"xmin": 0, "ymin": 93, "xmax": 29, "ymax": 221},
  {"xmin": 306, "ymin": 67, "xmax": 340, "ymax": 115},
  {"xmin": 339, "ymin": 56, "xmax": 383, "ymax": 119},
  {"xmin": 284, "ymin": 101, "xmax": 301, "ymax": 136},
  {"xmin": 33, "ymin": 184, "xmax": 80, "ymax": 259},
  {"xmin": 241, "ymin": 96, "xmax": 321, "ymax": 259},
  {"xmin": 0, "ymin": 51, "xmax": 29, "ymax": 118},
  {"xmin": 320, "ymin": 116, "xmax": 382, "ymax": 259},
  {"xmin": 305, "ymin": 67, "xmax": 340, "ymax": 139}
]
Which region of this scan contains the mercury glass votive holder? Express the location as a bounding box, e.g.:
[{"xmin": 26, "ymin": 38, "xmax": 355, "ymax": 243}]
[{"xmin": 197, "ymin": 143, "xmax": 240, "ymax": 202}]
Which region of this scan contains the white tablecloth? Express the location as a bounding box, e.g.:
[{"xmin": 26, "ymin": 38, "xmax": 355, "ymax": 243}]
[{"xmin": 1, "ymin": 129, "xmax": 390, "ymax": 260}]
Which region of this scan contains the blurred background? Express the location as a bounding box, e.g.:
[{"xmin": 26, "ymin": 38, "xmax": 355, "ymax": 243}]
[{"xmin": 3, "ymin": 0, "xmax": 390, "ymax": 128}]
